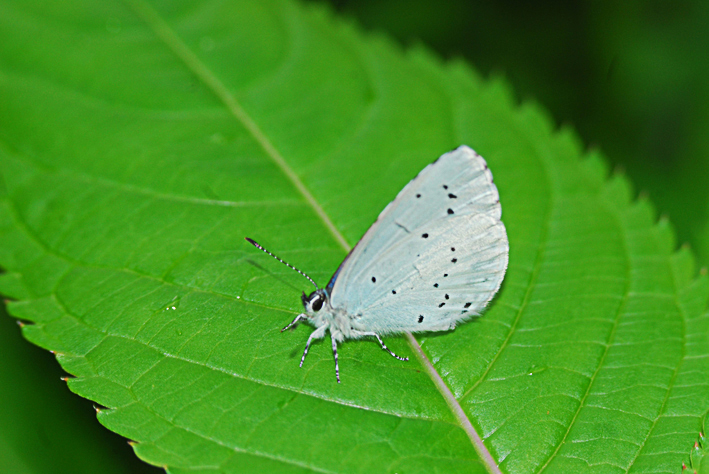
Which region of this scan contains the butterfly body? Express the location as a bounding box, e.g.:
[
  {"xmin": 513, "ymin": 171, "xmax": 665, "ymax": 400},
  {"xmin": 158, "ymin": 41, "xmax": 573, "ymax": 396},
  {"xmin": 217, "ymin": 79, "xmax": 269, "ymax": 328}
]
[{"xmin": 248, "ymin": 145, "xmax": 508, "ymax": 382}]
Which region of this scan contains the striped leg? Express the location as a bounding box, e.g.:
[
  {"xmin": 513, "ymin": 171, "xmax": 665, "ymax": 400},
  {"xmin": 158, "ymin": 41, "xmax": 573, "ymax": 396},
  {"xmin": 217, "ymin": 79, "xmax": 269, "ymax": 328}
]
[
  {"xmin": 300, "ymin": 325, "xmax": 326, "ymax": 367},
  {"xmin": 330, "ymin": 333, "xmax": 341, "ymax": 383},
  {"xmin": 359, "ymin": 331, "xmax": 409, "ymax": 361},
  {"xmin": 282, "ymin": 313, "xmax": 308, "ymax": 332}
]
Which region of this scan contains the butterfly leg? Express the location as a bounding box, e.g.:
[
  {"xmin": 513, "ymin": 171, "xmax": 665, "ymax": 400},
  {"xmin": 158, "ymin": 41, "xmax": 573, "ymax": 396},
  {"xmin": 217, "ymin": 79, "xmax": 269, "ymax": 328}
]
[
  {"xmin": 360, "ymin": 332, "xmax": 409, "ymax": 361},
  {"xmin": 330, "ymin": 332, "xmax": 341, "ymax": 384},
  {"xmin": 282, "ymin": 313, "xmax": 308, "ymax": 332},
  {"xmin": 300, "ymin": 325, "xmax": 326, "ymax": 368}
]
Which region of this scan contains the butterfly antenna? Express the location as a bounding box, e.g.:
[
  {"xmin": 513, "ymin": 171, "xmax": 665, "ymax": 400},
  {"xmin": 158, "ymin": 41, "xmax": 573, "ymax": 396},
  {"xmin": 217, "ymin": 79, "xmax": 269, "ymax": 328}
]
[{"xmin": 245, "ymin": 237, "xmax": 319, "ymax": 289}]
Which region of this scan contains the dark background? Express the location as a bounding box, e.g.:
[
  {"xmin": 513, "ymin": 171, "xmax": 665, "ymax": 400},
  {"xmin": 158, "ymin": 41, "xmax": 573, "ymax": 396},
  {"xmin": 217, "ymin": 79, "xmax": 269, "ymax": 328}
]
[{"xmin": 319, "ymin": 0, "xmax": 709, "ymax": 266}]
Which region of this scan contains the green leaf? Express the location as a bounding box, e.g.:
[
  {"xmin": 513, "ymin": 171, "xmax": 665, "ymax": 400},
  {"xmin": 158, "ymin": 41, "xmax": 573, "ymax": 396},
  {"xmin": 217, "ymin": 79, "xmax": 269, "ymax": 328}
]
[
  {"xmin": 0, "ymin": 305, "xmax": 162, "ymax": 474},
  {"xmin": 1, "ymin": 1, "xmax": 708, "ymax": 473}
]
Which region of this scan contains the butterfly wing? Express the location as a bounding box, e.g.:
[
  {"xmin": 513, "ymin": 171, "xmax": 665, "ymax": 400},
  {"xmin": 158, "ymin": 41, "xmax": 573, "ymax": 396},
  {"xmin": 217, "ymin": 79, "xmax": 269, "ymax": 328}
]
[{"xmin": 329, "ymin": 146, "xmax": 508, "ymax": 335}]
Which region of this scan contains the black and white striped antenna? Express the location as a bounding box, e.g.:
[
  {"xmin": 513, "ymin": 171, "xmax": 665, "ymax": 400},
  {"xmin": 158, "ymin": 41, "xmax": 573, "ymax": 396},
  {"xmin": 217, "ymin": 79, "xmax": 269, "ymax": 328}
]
[{"xmin": 245, "ymin": 237, "xmax": 319, "ymax": 290}]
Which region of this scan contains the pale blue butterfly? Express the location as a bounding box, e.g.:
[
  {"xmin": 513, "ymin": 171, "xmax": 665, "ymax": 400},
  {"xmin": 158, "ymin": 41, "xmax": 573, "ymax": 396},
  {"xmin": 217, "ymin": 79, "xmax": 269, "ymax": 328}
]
[{"xmin": 247, "ymin": 145, "xmax": 509, "ymax": 382}]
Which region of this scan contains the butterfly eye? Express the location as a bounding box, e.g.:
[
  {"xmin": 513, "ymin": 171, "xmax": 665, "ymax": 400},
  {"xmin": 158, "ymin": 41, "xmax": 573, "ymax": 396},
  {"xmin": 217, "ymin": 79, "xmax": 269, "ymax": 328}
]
[
  {"xmin": 305, "ymin": 291, "xmax": 325, "ymax": 312},
  {"xmin": 311, "ymin": 295, "xmax": 324, "ymax": 312}
]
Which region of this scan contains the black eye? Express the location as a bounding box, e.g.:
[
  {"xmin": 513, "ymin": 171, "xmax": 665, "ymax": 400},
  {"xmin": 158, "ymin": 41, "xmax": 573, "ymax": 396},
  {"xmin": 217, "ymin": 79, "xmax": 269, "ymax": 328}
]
[{"xmin": 311, "ymin": 296, "xmax": 323, "ymax": 312}]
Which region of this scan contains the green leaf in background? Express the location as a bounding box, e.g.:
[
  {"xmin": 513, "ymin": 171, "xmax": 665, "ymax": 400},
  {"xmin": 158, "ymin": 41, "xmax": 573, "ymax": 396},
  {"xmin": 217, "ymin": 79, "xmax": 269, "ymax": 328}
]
[{"xmin": 1, "ymin": 1, "xmax": 709, "ymax": 473}]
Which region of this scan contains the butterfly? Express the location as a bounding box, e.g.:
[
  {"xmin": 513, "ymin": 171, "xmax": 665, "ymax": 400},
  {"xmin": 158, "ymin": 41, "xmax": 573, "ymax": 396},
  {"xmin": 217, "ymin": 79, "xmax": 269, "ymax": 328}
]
[{"xmin": 246, "ymin": 145, "xmax": 509, "ymax": 382}]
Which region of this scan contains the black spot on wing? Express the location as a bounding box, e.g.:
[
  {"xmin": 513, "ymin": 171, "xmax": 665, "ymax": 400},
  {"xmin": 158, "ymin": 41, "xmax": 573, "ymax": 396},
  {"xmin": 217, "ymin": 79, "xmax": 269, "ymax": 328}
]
[
  {"xmin": 464, "ymin": 302, "xmax": 472, "ymax": 308},
  {"xmin": 447, "ymin": 208, "xmax": 454, "ymax": 215},
  {"xmin": 371, "ymin": 276, "xmax": 376, "ymax": 283},
  {"xmin": 451, "ymin": 258, "xmax": 457, "ymax": 263},
  {"xmin": 418, "ymin": 315, "xmax": 424, "ymax": 323},
  {"xmin": 448, "ymin": 193, "xmax": 457, "ymax": 199},
  {"xmin": 422, "ymin": 233, "xmax": 429, "ymax": 238},
  {"xmin": 438, "ymin": 302, "xmax": 445, "ymax": 308}
]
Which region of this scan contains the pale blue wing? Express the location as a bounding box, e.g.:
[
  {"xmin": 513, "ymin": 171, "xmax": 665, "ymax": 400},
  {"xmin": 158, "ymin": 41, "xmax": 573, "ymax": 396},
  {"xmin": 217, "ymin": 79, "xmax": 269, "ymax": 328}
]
[{"xmin": 329, "ymin": 145, "xmax": 508, "ymax": 335}]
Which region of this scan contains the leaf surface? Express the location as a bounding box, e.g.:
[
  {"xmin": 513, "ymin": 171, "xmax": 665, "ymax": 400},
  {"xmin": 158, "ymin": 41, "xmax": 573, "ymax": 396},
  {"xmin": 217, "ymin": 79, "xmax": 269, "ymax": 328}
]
[
  {"xmin": 1, "ymin": 1, "xmax": 709, "ymax": 473},
  {"xmin": 0, "ymin": 305, "xmax": 161, "ymax": 474}
]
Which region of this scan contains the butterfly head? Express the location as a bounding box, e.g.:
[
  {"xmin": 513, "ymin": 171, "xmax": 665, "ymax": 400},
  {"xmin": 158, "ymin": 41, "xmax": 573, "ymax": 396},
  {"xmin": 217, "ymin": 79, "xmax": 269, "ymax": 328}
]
[{"xmin": 302, "ymin": 289, "xmax": 328, "ymax": 313}]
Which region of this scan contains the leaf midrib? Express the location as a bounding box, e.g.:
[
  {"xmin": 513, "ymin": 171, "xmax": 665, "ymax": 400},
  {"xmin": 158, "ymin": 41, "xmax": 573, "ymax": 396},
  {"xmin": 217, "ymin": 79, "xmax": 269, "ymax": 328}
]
[{"xmin": 122, "ymin": 0, "xmax": 500, "ymax": 471}]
